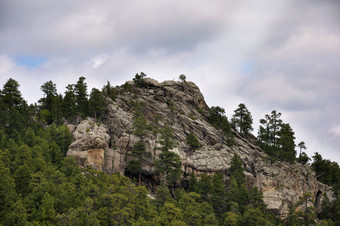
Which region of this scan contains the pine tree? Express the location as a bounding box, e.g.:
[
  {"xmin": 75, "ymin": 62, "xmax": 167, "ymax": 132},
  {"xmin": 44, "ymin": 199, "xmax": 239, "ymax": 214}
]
[
  {"xmin": 277, "ymin": 123, "xmax": 296, "ymax": 163},
  {"xmin": 133, "ymin": 72, "xmax": 147, "ymax": 87},
  {"xmin": 39, "ymin": 80, "xmax": 59, "ymax": 124},
  {"xmin": 0, "ymin": 161, "xmax": 17, "ymax": 217},
  {"xmin": 210, "ymin": 172, "xmax": 226, "ymax": 220},
  {"xmin": 0, "ymin": 78, "xmax": 27, "ymax": 136},
  {"xmin": 208, "ymin": 106, "xmax": 234, "ymax": 146},
  {"xmin": 258, "ymin": 110, "xmax": 282, "ymax": 153},
  {"xmin": 229, "ymin": 154, "xmax": 245, "ymax": 185},
  {"xmin": 154, "ymin": 125, "xmax": 182, "ymax": 187},
  {"xmin": 232, "ymin": 103, "xmax": 253, "ymax": 136},
  {"xmin": 186, "ymin": 132, "xmax": 201, "ymax": 151},
  {"xmin": 88, "ymin": 88, "xmax": 105, "ymax": 120},
  {"xmin": 127, "ymin": 140, "xmax": 146, "ymax": 185},
  {"xmin": 62, "ymin": 84, "xmax": 77, "ymax": 120},
  {"xmin": 74, "ymin": 76, "xmax": 88, "ymax": 117},
  {"xmin": 39, "ymin": 192, "xmax": 56, "ymax": 224}
]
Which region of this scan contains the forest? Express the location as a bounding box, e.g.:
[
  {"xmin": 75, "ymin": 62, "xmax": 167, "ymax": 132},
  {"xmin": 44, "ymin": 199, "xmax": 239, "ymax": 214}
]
[{"xmin": 0, "ymin": 75, "xmax": 339, "ymax": 225}]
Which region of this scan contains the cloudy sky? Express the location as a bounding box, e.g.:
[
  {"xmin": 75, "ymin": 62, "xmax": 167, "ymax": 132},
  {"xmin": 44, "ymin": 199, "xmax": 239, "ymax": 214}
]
[{"xmin": 1, "ymin": 0, "xmax": 339, "ymax": 163}]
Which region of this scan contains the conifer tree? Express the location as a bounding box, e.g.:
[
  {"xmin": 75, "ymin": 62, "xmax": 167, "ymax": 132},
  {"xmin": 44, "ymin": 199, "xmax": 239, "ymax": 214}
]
[
  {"xmin": 88, "ymin": 88, "xmax": 105, "ymax": 120},
  {"xmin": 39, "ymin": 81, "xmax": 63, "ymax": 124},
  {"xmin": 0, "ymin": 78, "xmax": 27, "ymax": 136},
  {"xmin": 210, "ymin": 172, "xmax": 226, "ymax": 220},
  {"xmin": 62, "ymin": 84, "xmax": 77, "ymax": 120},
  {"xmin": 232, "ymin": 103, "xmax": 253, "ymax": 136},
  {"xmin": 154, "ymin": 125, "xmax": 182, "ymax": 187},
  {"xmin": 74, "ymin": 76, "xmax": 88, "ymax": 117},
  {"xmin": 133, "ymin": 72, "xmax": 147, "ymax": 87},
  {"xmin": 277, "ymin": 123, "xmax": 296, "ymax": 163}
]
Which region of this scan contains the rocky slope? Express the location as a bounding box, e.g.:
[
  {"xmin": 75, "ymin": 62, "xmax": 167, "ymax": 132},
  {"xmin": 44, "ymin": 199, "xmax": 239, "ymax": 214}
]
[{"xmin": 66, "ymin": 78, "xmax": 334, "ymax": 218}]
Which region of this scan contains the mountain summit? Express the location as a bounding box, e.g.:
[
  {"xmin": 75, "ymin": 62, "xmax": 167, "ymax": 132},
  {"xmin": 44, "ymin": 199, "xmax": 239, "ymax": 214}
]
[{"xmin": 66, "ymin": 77, "xmax": 335, "ymax": 218}]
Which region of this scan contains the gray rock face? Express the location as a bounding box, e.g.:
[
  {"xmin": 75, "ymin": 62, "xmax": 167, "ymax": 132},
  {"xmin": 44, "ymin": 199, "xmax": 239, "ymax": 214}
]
[
  {"xmin": 66, "ymin": 78, "xmax": 334, "ymax": 218},
  {"xmin": 67, "ymin": 118, "xmax": 110, "ymax": 171}
]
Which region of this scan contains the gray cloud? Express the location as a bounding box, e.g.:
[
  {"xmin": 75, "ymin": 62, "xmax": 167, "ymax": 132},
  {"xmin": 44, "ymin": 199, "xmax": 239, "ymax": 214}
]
[{"xmin": 0, "ymin": 0, "xmax": 339, "ymax": 163}]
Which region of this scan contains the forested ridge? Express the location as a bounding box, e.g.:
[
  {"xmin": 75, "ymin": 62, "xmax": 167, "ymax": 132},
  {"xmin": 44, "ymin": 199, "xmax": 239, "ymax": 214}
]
[{"xmin": 0, "ymin": 74, "xmax": 339, "ymax": 225}]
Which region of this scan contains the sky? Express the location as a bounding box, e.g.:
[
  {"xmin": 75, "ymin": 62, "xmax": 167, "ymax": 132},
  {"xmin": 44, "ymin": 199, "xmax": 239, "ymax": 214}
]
[{"xmin": 0, "ymin": 0, "xmax": 339, "ymax": 163}]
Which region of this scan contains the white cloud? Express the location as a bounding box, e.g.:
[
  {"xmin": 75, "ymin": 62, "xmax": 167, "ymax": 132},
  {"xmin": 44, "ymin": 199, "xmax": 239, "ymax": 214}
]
[
  {"xmin": 0, "ymin": 0, "xmax": 339, "ymax": 163},
  {"xmin": 0, "ymin": 55, "xmax": 15, "ymax": 74}
]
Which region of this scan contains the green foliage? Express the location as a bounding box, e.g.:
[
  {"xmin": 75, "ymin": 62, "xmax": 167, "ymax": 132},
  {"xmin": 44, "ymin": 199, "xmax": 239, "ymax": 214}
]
[
  {"xmin": 102, "ymin": 81, "xmax": 119, "ymax": 101},
  {"xmin": 224, "ymin": 211, "xmax": 241, "ymax": 226},
  {"xmin": 241, "ymin": 208, "xmax": 273, "ymax": 225},
  {"xmin": 297, "ymin": 152, "xmax": 311, "ymax": 165},
  {"xmin": 229, "ymin": 154, "xmax": 245, "ymax": 185},
  {"xmin": 88, "ymin": 88, "xmax": 106, "ymax": 120},
  {"xmin": 293, "ymin": 192, "xmax": 317, "ymax": 225},
  {"xmin": 0, "ymin": 77, "xmax": 338, "ymax": 225},
  {"xmin": 74, "ymin": 76, "xmax": 89, "ymax": 117},
  {"xmin": 277, "ymin": 123, "xmax": 296, "ymax": 163},
  {"xmin": 131, "ymin": 101, "xmax": 148, "ymax": 138},
  {"xmin": 232, "ymin": 103, "xmax": 253, "ymax": 136},
  {"xmin": 311, "ymin": 152, "xmax": 340, "ymax": 187},
  {"xmin": 208, "ymin": 106, "xmax": 234, "ymax": 146},
  {"xmin": 186, "ymin": 132, "xmax": 201, "ymax": 150},
  {"xmin": 179, "ymin": 74, "xmax": 187, "ymax": 83},
  {"xmin": 154, "ymin": 125, "xmax": 182, "ymax": 186},
  {"xmin": 62, "ymin": 84, "xmax": 77, "ymax": 120},
  {"xmin": 258, "ymin": 110, "xmax": 296, "ymax": 163},
  {"xmin": 133, "ymin": 72, "xmax": 147, "ymax": 87},
  {"xmin": 39, "ymin": 80, "xmax": 62, "ymax": 124}
]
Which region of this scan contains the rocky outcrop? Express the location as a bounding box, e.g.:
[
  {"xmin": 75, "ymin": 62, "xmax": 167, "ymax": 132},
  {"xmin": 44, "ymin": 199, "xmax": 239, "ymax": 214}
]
[
  {"xmin": 66, "ymin": 78, "xmax": 335, "ymax": 218},
  {"xmin": 67, "ymin": 118, "xmax": 111, "ymax": 171}
]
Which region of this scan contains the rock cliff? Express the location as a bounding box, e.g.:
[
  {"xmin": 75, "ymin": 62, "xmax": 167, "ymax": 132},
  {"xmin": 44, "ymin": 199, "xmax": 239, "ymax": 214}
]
[{"xmin": 66, "ymin": 78, "xmax": 334, "ymax": 218}]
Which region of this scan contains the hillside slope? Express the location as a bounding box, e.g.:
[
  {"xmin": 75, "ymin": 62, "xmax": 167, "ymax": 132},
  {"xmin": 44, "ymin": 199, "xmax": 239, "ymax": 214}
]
[{"xmin": 66, "ymin": 78, "xmax": 334, "ymax": 218}]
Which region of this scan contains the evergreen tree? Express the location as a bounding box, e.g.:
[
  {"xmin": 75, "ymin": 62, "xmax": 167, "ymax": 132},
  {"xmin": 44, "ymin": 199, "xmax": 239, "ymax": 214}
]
[
  {"xmin": 311, "ymin": 152, "xmax": 340, "ymax": 186},
  {"xmin": 188, "ymin": 172, "xmax": 198, "ymax": 192},
  {"xmin": 186, "ymin": 132, "xmax": 201, "ymax": 151},
  {"xmin": 232, "ymin": 103, "xmax": 253, "ymax": 136},
  {"xmin": 295, "ymin": 192, "xmax": 317, "ymax": 226},
  {"xmin": 127, "ymin": 140, "xmax": 146, "ymax": 185},
  {"xmin": 0, "ymin": 78, "xmax": 27, "ymax": 137},
  {"xmin": 258, "ymin": 110, "xmax": 299, "ymax": 163},
  {"xmin": 133, "ymin": 72, "xmax": 147, "ymax": 87},
  {"xmin": 227, "ymin": 154, "xmax": 248, "ymax": 214},
  {"xmin": 297, "ymin": 152, "xmax": 310, "ymax": 165},
  {"xmin": 208, "ymin": 106, "xmax": 234, "ymax": 146},
  {"xmin": 277, "ymin": 123, "xmax": 296, "ymax": 163},
  {"xmin": 210, "ymin": 172, "xmax": 226, "ymax": 220},
  {"xmin": 298, "ymin": 141, "xmax": 306, "ymax": 157},
  {"xmin": 126, "ymin": 101, "xmax": 149, "ymax": 185},
  {"xmin": 62, "ymin": 84, "xmax": 77, "ymax": 120},
  {"xmin": 3, "ymin": 198, "xmax": 28, "ymax": 225},
  {"xmin": 229, "ymin": 154, "xmax": 245, "ymax": 185},
  {"xmin": 14, "ymin": 163, "xmax": 32, "ymax": 196},
  {"xmin": 39, "ymin": 80, "xmax": 60, "ymax": 124},
  {"xmin": 88, "ymin": 88, "xmax": 105, "ymax": 120},
  {"xmin": 74, "ymin": 76, "xmax": 88, "ymax": 117},
  {"xmin": 258, "ymin": 110, "xmax": 282, "ymax": 152},
  {"xmin": 154, "ymin": 125, "xmax": 182, "ymax": 187},
  {"xmin": 197, "ymin": 174, "xmax": 212, "ymax": 202},
  {"xmin": 102, "ymin": 81, "xmax": 118, "ymax": 101},
  {"xmin": 0, "ymin": 161, "xmax": 17, "ymax": 218},
  {"xmin": 0, "ymin": 78, "xmax": 23, "ymax": 111},
  {"xmin": 39, "ymin": 192, "xmax": 56, "ymax": 224},
  {"xmin": 179, "ymin": 74, "xmax": 187, "ymax": 83}
]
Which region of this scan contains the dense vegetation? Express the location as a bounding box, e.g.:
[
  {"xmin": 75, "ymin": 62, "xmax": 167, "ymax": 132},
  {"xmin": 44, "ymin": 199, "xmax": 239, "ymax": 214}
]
[{"xmin": 0, "ymin": 75, "xmax": 339, "ymax": 225}]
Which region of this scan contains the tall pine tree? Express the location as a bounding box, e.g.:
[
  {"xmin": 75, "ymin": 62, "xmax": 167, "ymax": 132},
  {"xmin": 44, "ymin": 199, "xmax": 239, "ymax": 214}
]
[{"xmin": 232, "ymin": 103, "xmax": 253, "ymax": 136}]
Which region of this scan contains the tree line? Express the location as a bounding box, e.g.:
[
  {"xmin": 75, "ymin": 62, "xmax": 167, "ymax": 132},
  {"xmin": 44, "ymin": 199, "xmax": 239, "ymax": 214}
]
[{"xmin": 1, "ymin": 74, "xmax": 339, "ymax": 225}]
